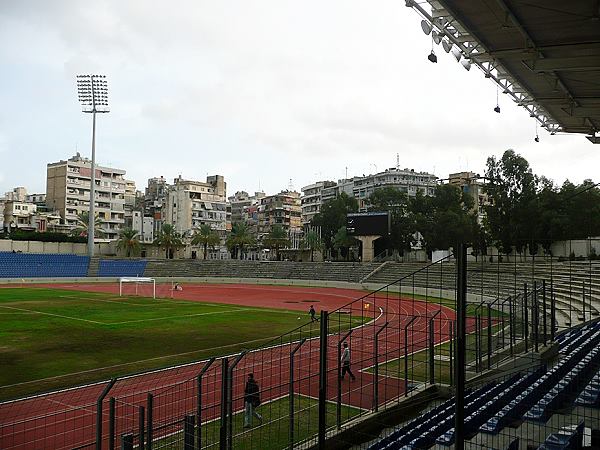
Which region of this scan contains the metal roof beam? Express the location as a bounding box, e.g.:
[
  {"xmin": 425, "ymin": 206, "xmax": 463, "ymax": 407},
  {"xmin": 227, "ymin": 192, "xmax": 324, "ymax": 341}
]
[
  {"xmin": 525, "ymin": 56, "xmax": 600, "ymax": 73},
  {"xmin": 564, "ymin": 107, "xmax": 600, "ymax": 118}
]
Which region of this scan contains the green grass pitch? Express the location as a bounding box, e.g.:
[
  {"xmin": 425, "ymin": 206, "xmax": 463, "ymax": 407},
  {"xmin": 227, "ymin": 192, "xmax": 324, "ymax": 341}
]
[{"xmin": 0, "ymin": 287, "xmax": 362, "ymax": 400}]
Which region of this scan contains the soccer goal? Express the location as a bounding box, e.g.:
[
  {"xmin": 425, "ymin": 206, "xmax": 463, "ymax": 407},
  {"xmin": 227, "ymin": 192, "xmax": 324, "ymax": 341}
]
[{"xmin": 119, "ymin": 277, "xmax": 156, "ymax": 299}]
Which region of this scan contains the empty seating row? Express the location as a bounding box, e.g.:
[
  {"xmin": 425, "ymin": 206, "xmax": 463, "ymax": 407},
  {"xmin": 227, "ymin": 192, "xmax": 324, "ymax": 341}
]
[
  {"xmin": 0, "ymin": 253, "xmax": 89, "ymax": 278},
  {"xmin": 538, "ymin": 421, "xmax": 584, "ymax": 450},
  {"xmin": 575, "ymin": 369, "xmax": 600, "ymax": 407},
  {"xmin": 524, "ymin": 344, "xmax": 600, "ymax": 422},
  {"xmin": 98, "ymin": 259, "xmax": 148, "ymax": 277},
  {"xmin": 368, "ymin": 379, "xmax": 516, "ymax": 449},
  {"xmin": 481, "ymin": 324, "xmax": 600, "ymax": 434}
]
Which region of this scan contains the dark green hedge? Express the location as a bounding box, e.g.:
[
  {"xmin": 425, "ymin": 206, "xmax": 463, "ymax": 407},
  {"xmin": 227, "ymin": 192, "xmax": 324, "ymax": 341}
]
[{"xmin": 2, "ymin": 230, "xmax": 86, "ymax": 243}]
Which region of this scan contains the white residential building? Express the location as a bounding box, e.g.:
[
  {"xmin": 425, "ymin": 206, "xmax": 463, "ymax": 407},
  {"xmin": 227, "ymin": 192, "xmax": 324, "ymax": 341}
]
[{"xmin": 300, "ymin": 181, "xmax": 336, "ymax": 226}]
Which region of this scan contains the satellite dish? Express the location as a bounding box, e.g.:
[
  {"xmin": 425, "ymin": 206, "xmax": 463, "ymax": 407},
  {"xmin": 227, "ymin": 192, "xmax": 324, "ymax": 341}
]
[
  {"xmin": 451, "ymin": 47, "xmax": 462, "ymax": 62},
  {"xmin": 442, "ymin": 40, "xmax": 452, "ymax": 53},
  {"xmin": 421, "ymin": 20, "xmax": 432, "ymax": 35},
  {"xmin": 461, "ymin": 58, "xmax": 472, "ymax": 71}
]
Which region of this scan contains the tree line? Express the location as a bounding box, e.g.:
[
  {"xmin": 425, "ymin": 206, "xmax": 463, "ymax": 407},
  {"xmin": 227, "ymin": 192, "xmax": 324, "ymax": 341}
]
[{"xmin": 312, "ymin": 149, "xmax": 599, "ymax": 259}]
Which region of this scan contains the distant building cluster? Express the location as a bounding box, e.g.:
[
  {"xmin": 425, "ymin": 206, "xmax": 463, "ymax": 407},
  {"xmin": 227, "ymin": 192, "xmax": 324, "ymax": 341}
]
[{"xmin": 0, "ymin": 153, "xmax": 486, "ymax": 257}]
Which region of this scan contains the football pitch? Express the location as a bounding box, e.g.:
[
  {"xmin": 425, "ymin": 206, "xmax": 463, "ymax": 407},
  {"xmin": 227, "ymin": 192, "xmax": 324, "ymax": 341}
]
[{"xmin": 0, "ymin": 287, "xmax": 363, "ymax": 400}]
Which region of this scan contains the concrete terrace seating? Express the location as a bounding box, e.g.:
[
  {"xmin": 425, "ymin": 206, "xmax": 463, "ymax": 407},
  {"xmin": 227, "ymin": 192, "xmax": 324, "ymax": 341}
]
[
  {"xmin": 364, "ymin": 261, "xmax": 600, "ymax": 327},
  {"xmin": 0, "ymin": 252, "xmax": 89, "ymax": 278},
  {"xmin": 142, "ymin": 259, "xmax": 381, "ymax": 283},
  {"xmin": 97, "ymin": 259, "xmax": 148, "ymax": 277}
]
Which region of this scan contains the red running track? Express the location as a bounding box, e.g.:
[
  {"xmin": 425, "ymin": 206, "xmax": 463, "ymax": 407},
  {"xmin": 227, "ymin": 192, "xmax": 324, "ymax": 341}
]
[{"xmin": 0, "ymin": 283, "xmax": 461, "ymax": 450}]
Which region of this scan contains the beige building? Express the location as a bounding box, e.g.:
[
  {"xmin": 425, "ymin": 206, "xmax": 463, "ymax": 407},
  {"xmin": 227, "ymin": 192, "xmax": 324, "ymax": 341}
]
[
  {"xmin": 165, "ymin": 175, "xmax": 229, "ymax": 237},
  {"xmin": 448, "ymin": 171, "xmax": 488, "ymax": 223},
  {"xmin": 300, "ymin": 181, "xmax": 336, "ymax": 226},
  {"xmin": 257, "ymin": 190, "xmax": 302, "ymax": 238},
  {"xmin": 46, "ymin": 153, "xmax": 127, "ymax": 240}
]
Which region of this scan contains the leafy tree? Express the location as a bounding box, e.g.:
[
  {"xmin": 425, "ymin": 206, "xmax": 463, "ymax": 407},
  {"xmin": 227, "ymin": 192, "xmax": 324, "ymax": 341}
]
[
  {"xmin": 117, "ymin": 228, "xmax": 140, "ymax": 257},
  {"xmin": 153, "ymin": 223, "xmax": 183, "ymax": 259},
  {"xmin": 311, "ymin": 193, "xmax": 358, "ymax": 256},
  {"xmin": 413, "ymin": 184, "xmax": 478, "ymax": 254},
  {"xmin": 226, "ymin": 222, "xmax": 256, "ymax": 259},
  {"xmin": 484, "ymin": 149, "xmax": 538, "ymax": 254},
  {"xmin": 301, "ymin": 229, "xmax": 322, "ymax": 262},
  {"xmin": 262, "ymin": 225, "xmax": 290, "ymax": 260},
  {"xmin": 367, "ymin": 187, "xmax": 416, "ymax": 255},
  {"xmin": 332, "ymin": 226, "xmax": 357, "ymax": 261},
  {"xmin": 71, "ymin": 211, "xmax": 104, "ymax": 238},
  {"xmin": 191, "ymin": 224, "xmax": 221, "ymax": 260}
]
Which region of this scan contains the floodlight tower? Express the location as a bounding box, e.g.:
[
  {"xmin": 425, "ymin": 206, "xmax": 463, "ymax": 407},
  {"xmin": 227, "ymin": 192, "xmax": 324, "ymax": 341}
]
[{"xmin": 76, "ymin": 74, "xmax": 110, "ymax": 257}]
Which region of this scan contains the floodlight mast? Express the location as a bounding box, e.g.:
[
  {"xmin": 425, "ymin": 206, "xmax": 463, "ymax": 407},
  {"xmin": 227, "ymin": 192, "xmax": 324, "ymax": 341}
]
[{"xmin": 76, "ymin": 74, "xmax": 109, "ymax": 257}]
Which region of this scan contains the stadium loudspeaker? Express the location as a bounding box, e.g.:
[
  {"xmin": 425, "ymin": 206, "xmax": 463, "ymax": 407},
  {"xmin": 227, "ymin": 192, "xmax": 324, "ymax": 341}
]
[
  {"xmin": 421, "ymin": 20, "xmax": 432, "ymax": 35},
  {"xmin": 442, "ymin": 39, "xmax": 452, "ymax": 53}
]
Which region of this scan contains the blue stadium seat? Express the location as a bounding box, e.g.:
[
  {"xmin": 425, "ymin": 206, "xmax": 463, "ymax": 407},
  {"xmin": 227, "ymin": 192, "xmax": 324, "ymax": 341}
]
[
  {"xmin": 537, "ymin": 421, "xmax": 584, "ymax": 450},
  {"xmin": 0, "ymin": 252, "xmax": 89, "ymax": 278}
]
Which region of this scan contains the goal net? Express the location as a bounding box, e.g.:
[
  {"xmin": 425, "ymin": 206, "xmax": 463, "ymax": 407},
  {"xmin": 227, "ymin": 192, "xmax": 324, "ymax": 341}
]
[{"xmin": 119, "ymin": 277, "xmax": 156, "ymax": 299}]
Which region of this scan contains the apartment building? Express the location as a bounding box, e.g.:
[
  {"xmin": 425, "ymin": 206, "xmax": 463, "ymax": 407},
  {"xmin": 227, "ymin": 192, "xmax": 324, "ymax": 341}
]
[
  {"xmin": 46, "ymin": 153, "xmax": 126, "ymax": 240},
  {"xmin": 144, "ymin": 176, "xmax": 169, "ymax": 234},
  {"xmin": 257, "ymin": 190, "xmax": 302, "ymax": 238},
  {"xmin": 353, "ymin": 168, "xmax": 437, "ymax": 211},
  {"xmin": 229, "ymin": 191, "xmax": 265, "ymax": 224},
  {"xmin": 165, "ymin": 175, "xmax": 229, "ymax": 237},
  {"xmin": 300, "ymin": 181, "xmax": 336, "ymax": 226},
  {"xmin": 448, "ymin": 171, "xmax": 488, "ymax": 223}
]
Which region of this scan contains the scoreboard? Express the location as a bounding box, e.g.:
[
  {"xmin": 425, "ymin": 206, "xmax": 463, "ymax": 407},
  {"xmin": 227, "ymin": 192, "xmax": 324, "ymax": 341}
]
[{"xmin": 346, "ymin": 212, "xmax": 390, "ymax": 236}]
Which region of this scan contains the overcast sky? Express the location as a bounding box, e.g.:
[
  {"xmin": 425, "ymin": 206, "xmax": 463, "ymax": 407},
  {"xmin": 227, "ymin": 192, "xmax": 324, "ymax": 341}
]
[{"xmin": 0, "ymin": 1, "xmax": 597, "ymax": 198}]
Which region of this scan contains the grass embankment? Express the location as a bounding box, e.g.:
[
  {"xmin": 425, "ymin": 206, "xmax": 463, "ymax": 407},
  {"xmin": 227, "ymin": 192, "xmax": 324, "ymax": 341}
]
[
  {"xmin": 0, "ymin": 288, "xmax": 364, "ymax": 400},
  {"xmin": 368, "ymin": 324, "xmax": 504, "ymax": 384},
  {"xmin": 155, "ymin": 395, "xmax": 360, "ymax": 450}
]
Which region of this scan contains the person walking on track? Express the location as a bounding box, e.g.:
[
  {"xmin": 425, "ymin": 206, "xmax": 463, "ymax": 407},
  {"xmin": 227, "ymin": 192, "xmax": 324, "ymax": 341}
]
[
  {"xmin": 244, "ymin": 373, "xmax": 263, "ymax": 428},
  {"xmin": 309, "ymin": 305, "xmax": 316, "ymax": 322},
  {"xmin": 340, "ymin": 342, "xmax": 356, "ymax": 381}
]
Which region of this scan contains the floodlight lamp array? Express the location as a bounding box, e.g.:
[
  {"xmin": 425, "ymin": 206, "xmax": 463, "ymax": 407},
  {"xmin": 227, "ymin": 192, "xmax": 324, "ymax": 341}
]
[
  {"xmin": 76, "ymin": 74, "xmax": 109, "ymax": 112},
  {"xmin": 406, "ymin": 0, "xmax": 563, "ymax": 135}
]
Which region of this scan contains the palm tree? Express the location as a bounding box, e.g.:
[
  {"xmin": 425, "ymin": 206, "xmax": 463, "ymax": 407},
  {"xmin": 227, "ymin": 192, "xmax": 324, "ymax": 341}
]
[
  {"xmin": 153, "ymin": 223, "xmax": 184, "ymax": 259},
  {"xmin": 191, "ymin": 224, "xmax": 221, "ymax": 260},
  {"xmin": 71, "ymin": 211, "xmax": 104, "ymax": 238},
  {"xmin": 301, "ymin": 229, "xmax": 322, "ymax": 262},
  {"xmin": 263, "ymin": 225, "xmax": 291, "ymax": 261},
  {"xmin": 226, "ymin": 222, "xmax": 256, "ymax": 259},
  {"xmin": 333, "ymin": 226, "xmax": 356, "ymax": 261},
  {"xmin": 117, "ymin": 228, "xmax": 140, "ymax": 257}
]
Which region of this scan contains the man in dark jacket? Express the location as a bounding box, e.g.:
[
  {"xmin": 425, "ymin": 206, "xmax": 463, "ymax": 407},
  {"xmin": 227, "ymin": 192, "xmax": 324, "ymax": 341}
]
[{"xmin": 244, "ymin": 373, "xmax": 263, "ymax": 428}]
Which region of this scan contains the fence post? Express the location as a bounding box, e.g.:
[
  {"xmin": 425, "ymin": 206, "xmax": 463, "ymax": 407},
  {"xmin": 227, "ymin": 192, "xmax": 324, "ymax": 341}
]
[
  {"xmin": 219, "ymin": 358, "xmax": 229, "ymax": 450},
  {"xmin": 542, "ymin": 280, "xmax": 547, "ymax": 345},
  {"xmin": 227, "ymin": 351, "xmax": 246, "ymax": 450},
  {"xmin": 120, "ymin": 433, "xmax": 133, "ymax": 450},
  {"xmin": 197, "ymin": 358, "xmax": 216, "ymax": 450},
  {"xmin": 533, "ymin": 281, "xmax": 539, "ymax": 352},
  {"xmin": 550, "ymin": 281, "xmax": 556, "ymax": 341},
  {"xmin": 523, "ymin": 283, "xmax": 529, "ymax": 352},
  {"xmin": 96, "ymin": 378, "xmax": 117, "ymax": 450},
  {"xmin": 487, "ymin": 307, "xmax": 492, "ymax": 369},
  {"xmin": 583, "ymin": 281, "xmax": 586, "ymax": 321},
  {"xmin": 509, "ymin": 296, "xmax": 514, "ymax": 355},
  {"xmin": 138, "ymin": 406, "xmax": 145, "ymax": 450},
  {"xmin": 318, "ymin": 310, "xmax": 329, "ymax": 448},
  {"xmin": 374, "ymin": 322, "xmax": 389, "ymax": 412},
  {"xmin": 109, "ymin": 397, "xmax": 115, "ymax": 450},
  {"xmin": 404, "ymin": 317, "xmax": 417, "ymax": 396},
  {"xmin": 146, "ymin": 394, "xmax": 153, "ymax": 450},
  {"xmin": 336, "ymin": 330, "xmax": 352, "ymax": 428},
  {"xmin": 449, "ymin": 321, "xmax": 453, "ymax": 387},
  {"xmin": 184, "ymin": 415, "xmax": 195, "ymax": 450},
  {"xmin": 289, "ymin": 339, "xmax": 307, "ymax": 449},
  {"xmin": 455, "ymin": 243, "xmax": 467, "ymax": 450}
]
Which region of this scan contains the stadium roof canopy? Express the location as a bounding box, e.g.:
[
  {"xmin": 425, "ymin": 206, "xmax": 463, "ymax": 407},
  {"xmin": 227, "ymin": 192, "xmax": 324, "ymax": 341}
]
[{"xmin": 407, "ymin": 0, "xmax": 600, "ymax": 143}]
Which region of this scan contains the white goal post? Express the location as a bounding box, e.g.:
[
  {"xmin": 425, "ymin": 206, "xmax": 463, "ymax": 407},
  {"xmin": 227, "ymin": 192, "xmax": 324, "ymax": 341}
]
[{"xmin": 119, "ymin": 277, "xmax": 156, "ymax": 299}]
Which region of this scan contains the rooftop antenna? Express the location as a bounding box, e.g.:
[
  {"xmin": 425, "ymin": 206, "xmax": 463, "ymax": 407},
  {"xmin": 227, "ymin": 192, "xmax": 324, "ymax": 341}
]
[
  {"xmin": 396, "ymin": 153, "xmax": 399, "ymax": 171},
  {"xmin": 288, "ymin": 178, "xmax": 294, "ymax": 191},
  {"xmin": 345, "ymin": 166, "xmax": 348, "ymax": 179}
]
